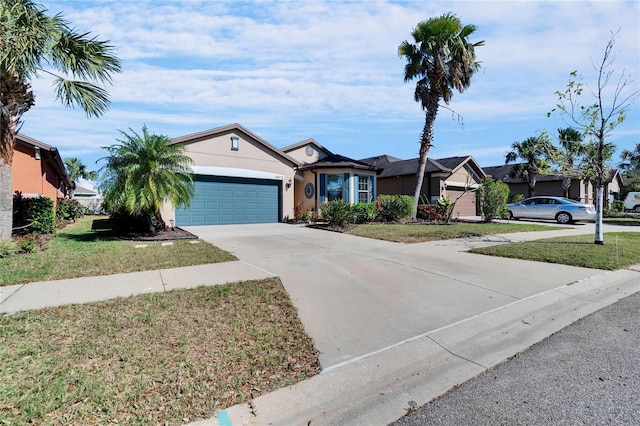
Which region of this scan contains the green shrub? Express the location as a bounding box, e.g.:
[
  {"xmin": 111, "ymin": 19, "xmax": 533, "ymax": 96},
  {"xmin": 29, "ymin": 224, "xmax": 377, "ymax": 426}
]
[
  {"xmin": 611, "ymin": 200, "xmax": 625, "ymax": 213},
  {"xmin": 507, "ymin": 193, "xmax": 525, "ymax": 203},
  {"xmin": 56, "ymin": 198, "xmax": 86, "ymax": 223},
  {"xmin": 13, "ymin": 192, "xmax": 55, "ymax": 235},
  {"xmin": 0, "ymin": 239, "xmax": 18, "ymax": 258},
  {"xmin": 294, "ymin": 201, "xmax": 313, "ymax": 222},
  {"xmin": 17, "ymin": 234, "xmax": 38, "ymax": 253},
  {"xmin": 479, "ymin": 178, "xmax": 510, "ymax": 222},
  {"xmin": 321, "ymin": 199, "xmax": 354, "ymax": 227},
  {"xmin": 352, "ymin": 202, "xmax": 376, "ymax": 224},
  {"xmin": 376, "ymin": 195, "xmax": 414, "ymax": 222}
]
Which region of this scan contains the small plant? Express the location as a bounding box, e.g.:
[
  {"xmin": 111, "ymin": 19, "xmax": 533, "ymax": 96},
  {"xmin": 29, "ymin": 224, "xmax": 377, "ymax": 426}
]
[
  {"xmin": 611, "ymin": 200, "xmax": 624, "ymax": 213},
  {"xmin": 321, "ymin": 199, "xmax": 354, "ymax": 227},
  {"xmin": 294, "ymin": 201, "xmax": 313, "ymax": 222},
  {"xmin": 352, "ymin": 202, "xmax": 376, "ymax": 224},
  {"xmin": 56, "ymin": 198, "xmax": 86, "ymax": 223},
  {"xmin": 17, "ymin": 234, "xmax": 38, "ymax": 253},
  {"xmin": 376, "ymin": 195, "xmax": 414, "ymax": 222},
  {"xmin": 0, "ymin": 239, "xmax": 19, "ymax": 258}
]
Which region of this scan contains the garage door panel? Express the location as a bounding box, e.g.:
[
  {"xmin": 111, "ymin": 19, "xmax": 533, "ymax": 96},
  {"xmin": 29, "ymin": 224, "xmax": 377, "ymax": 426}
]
[{"xmin": 176, "ymin": 176, "xmax": 280, "ymax": 226}]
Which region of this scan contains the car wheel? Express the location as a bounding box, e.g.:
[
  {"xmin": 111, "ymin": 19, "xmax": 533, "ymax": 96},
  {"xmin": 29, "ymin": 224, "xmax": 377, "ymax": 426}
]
[
  {"xmin": 556, "ymin": 212, "xmax": 573, "ymax": 224},
  {"xmin": 508, "ymin": 211, "xmax": 518, "ymax": 220},
  {"xmin": 634, "ymin": 205, "xmax": 640, "ymax": 213}
]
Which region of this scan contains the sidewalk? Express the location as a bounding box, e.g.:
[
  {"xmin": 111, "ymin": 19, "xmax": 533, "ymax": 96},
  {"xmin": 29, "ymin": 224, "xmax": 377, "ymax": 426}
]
[{"xmin": 0, "ymin": 261, "xmax": 276, "ymax": 314}]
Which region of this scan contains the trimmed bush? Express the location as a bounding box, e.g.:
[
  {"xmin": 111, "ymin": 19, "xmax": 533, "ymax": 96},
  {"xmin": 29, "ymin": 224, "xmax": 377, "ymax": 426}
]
[
  {"xmin": 56, "ymin": 198, "xmax": 86, "ymax": 223},
  {"xmin": 376, "ymin": 195, "xmax": 414, "ymax": 222},
  {"xmin": 13, "ymin": 192, "xmax": 55, "ymax": 235},
  {"xmin": 479, "ymin": 178, "xmax": 510, "ymax": 222},
  {"xmin": 321, "ymin": 199, "xmax": 354, "ymax": 227},
  {"xmin": 611, "ymin": 200, "xmax": 624, "ymax": 213},
  {"xmin": 352, "ymin": 202, "xmax": 377, "ymax": 224}
]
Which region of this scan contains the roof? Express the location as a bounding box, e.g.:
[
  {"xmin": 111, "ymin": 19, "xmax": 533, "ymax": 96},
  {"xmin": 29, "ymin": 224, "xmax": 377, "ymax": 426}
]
[
  {"xmin": 170, "ymin": 123, "xmax": 300, "ymax": 167},
  {"xmin": 483, "ymin": 164, "xmax": 622, "ymax": 184},
  {"xmin": 16, "ymin": 134, "xmax": 73, "ymax": 189},
  {"xmin": 73, "ymin": 185, "xmax": 98, "ymax": 196},
  {"xmin": 297, "ymin": 152, "xmax": 380, "ymax": 173},
  {"xmin": 363, "ymin": 155, "xmax": 484, "ymax": 179},
  {"xmin": 281, "ymin": 138, "xmax": 333, "ymax": 156}
]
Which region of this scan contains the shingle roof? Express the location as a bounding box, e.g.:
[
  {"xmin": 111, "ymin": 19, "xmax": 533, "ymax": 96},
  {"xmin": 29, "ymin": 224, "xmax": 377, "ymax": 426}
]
[
  {"xmin": 297, "ymin": 152, "xmax": 379, "ymax": 172},
  {"xmin": 361, "ymin": 155, "xmax": 479, "ymax": 179}
]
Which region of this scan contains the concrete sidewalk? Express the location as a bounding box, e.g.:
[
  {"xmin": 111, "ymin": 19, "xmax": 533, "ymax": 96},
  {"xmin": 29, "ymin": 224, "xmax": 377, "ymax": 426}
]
[{"xmin": 0, "ymin": 261, "xmax": 275, "ymax": 314}]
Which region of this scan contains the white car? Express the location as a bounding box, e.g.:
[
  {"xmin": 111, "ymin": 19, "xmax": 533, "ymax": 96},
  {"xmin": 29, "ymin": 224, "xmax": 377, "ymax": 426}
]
[
  {"xmin": 623, "ymin": 192, "xmax": 640, "ymax": 213},
  {"xmin": 507, "ymin": 196, "xmax": 596, "ymax": 224}
]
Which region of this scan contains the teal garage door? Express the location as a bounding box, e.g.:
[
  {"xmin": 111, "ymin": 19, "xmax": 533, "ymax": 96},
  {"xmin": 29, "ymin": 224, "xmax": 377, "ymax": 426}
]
[{"xmin": 176, "ymin": 176, "xmax": 280, "ymax": 225}]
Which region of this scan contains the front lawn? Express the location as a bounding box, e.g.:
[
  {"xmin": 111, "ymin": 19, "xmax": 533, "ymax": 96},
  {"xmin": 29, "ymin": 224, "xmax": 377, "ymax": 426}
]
[
  {"xmin": 347, "ymin": 222, "xmax": 561, "ymax": 243},
  {"xmin": 0, "ymin": 216, "xmax": 236, "ymax": 286},
  {"xmin": 470, "ymin": 232, "xmax": 640, "ymax": 270},
  {"xmin": 0, "ymin": 278, "xmax": 320, "ymax": 425}
]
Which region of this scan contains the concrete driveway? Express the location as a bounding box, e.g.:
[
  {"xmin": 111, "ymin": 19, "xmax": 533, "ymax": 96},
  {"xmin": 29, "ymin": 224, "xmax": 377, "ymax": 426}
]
[{"xmin": 184, "ymin": 223, "xmax": 617, "ymax": 370}]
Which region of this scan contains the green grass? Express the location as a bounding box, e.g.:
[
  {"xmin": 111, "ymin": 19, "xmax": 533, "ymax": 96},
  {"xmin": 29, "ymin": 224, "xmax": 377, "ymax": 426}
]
[
  {"xmin": 347, "ymin": 222, "xmax": 563, "ymax": 243},
  {"xmin": 470, "ymin": 232, "xmax": 640, "ymax": 270},
  {"xmin": 603, "ymin": 216, "xmax": 640, "ymax": 226},
  {"xmin": 0, "ymin": 278, "xmax": 320, "ymax": 425},
  {"xmin": 0, "ymin": 216, "xmax": 236, "ymax": 286}
]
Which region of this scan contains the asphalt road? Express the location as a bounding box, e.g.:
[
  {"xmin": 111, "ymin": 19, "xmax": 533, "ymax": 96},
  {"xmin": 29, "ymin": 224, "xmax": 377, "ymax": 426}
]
[{"xmin": 390, "ymin": 291, "xmax": 640, "ymax": 425}]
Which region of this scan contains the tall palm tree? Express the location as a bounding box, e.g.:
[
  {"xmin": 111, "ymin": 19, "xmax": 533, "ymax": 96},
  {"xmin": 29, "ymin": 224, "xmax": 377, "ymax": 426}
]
[
  {"xmin": 100, "ymin": 126, "xmax": 194, "ymax": 233},
  {"xmin": 619, "ymin": 143, "xmax": 640, "ymax": 177},
  {"xmin": 63, "ymin": 157, "xmax": 98, "ymax": 183},
  {"xmin": 556, "ymin": 127, "xmax": 585, "ymax": 197},
  {"xmin": 399, "ymin": 13, "xmax": 483, "ymax": 220},
  {"xmin": 505, "ymin": 134, "xmax": 555, "ymax": 198},
  {"xmin": 0, "ymin": 0, "xmax": 120, "ymax": 240}
]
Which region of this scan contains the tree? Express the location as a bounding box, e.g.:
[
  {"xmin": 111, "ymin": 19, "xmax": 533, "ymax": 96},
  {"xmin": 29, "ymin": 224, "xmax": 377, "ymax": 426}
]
[
  {"xmin": 619, "ymin": 143, "xmax": 640, "ymax": 178},
  {"xmin": 555, "ymin": 127, "xmax": 585, "ymax": 197},
  {"xmin": 399, "ymin": 13, "xmax": 483, "ymax": 221},
  {"xmin": 505, "ymin": 134, "xmax": 555, "ymax": 198},
  {"xmin": 100, "ymin": 126, "xmax": 194, "ymax": 234},
  {"xmin": 63, "ymin": 157, "xmax": 98, "ymax": 183},
  {"xmin": 0, "ymin": 0, "xmax": 121, "ymax": 240},
  {"xmin": 549, "ymin": 31, "xmax": 639, "ymax": 244}
]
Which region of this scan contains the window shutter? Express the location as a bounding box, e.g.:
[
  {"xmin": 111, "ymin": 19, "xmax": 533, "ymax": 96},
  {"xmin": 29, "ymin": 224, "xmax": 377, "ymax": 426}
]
[
  {"xmin": 344, "ymin": 173, "xmax": 350, "ymax": 202},
  {"xmin": 319, "ymin": 173, "xmax": 326, "ymax": 203},
  {"xmin": 369, "ymin": 175, "xmax": 375, "ymax": 202}
]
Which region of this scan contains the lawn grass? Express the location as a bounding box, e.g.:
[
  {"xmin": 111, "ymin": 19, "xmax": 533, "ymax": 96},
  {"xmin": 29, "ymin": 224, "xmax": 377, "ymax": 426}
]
[
  {"xmin": 0, "ymin": 216, "xmax": 236, "ymax": 286},
  {"xmin": 347, "ymin": 222, "xmax": 562, "ymax": 243},
  {"xmin": 603, "ymin": 216, "xmax": 640, "ymax": 226},
  {"xmin": 470, "ymin": 232, "xmax": 640, "ymax": 270},
  {"xmin": 0, "ymin": 278, "xmax": 320, "ymax": 425}
]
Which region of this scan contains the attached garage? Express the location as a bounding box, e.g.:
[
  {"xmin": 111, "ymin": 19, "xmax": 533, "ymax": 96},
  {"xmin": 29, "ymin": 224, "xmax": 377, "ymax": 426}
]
[{"xmin": 176, "ymin": 176, "xmax": 281, "ymax": 226}]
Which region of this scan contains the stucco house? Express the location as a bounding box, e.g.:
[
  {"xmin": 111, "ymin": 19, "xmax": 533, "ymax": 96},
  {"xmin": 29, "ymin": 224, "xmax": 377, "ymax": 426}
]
[
  {"xmin": 12, "ymin": 134, "xmax": 73, "ymax": 208},
  {"xmin": 483, "ymin": 164, "xmax": 624, "ymax": 208},
  {"xmin": 163, "ymin": 123, "xmax": 378, "ymax": 226},
  {"xmin": 359, "ymin": 155, "xmax": 486, "ymax": 217}
]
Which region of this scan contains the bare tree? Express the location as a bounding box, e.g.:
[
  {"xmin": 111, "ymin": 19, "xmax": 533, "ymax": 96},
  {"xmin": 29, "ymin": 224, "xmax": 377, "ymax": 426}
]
[{"xmin": 549, "ymin": 30, "xmax": 639, "ymax": 245}]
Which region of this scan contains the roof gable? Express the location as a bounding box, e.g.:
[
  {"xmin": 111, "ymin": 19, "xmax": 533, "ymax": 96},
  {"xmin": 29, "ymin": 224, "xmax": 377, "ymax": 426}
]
[
  {"xmin": 170, "ymin": 123, "xmax": 299, "ymax": 167},
  {"xmin": 16, "ymin": 133, "xmax": 73, "ymax": 189}
]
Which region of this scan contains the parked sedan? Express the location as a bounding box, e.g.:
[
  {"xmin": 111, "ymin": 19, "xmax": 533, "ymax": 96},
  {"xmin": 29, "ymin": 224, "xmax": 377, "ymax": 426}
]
[{"xmin": 507, "ymin": 196, "xmax": 596, "ymax": 224}]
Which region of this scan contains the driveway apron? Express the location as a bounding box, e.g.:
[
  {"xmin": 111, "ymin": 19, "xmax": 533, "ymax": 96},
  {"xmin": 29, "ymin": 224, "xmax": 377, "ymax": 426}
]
[{"xmin": 186, "ymin": 223, "xmax": 604, "ymax": 369}]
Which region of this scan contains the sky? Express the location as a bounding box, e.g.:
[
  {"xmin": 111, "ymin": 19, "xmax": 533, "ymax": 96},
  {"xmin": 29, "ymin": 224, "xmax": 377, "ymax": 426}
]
[{"xmin": 19, "ymin": 0, "xmax": 640, "ymax": 186}]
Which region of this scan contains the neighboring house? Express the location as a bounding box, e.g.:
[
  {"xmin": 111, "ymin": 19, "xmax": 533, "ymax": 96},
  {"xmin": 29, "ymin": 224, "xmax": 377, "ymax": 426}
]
[
  {"xmin": 282, "ymin": 139, "xmax": 379, "ymax": 214},
  {"xmin": 483, "ymin": 164, "xmax": 624, "ymax": 208},
  {"xmin": 72, "ymin": 185, "xmax": 103, "ymax": 214},
  {"xmin": 12, "ymin": 134, "xmax": 74, "ymax": 208},
  {"xmin": 163, "ymin": 123, "xmax": 378, "ymax": 226},
  {"xmin": 359, "ymin": 155, "xmax": 486, "ymax": 217}
]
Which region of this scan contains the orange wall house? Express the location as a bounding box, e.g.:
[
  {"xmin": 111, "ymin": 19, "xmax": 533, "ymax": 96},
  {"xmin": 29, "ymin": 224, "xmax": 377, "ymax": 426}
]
[{"xmin": 12, "ymin": 134, "xmax": 73, "ymax": 207}]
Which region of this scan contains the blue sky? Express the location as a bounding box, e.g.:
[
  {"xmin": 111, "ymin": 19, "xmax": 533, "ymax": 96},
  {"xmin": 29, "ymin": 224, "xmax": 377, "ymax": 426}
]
[{"xmin": 20, "ymin": 1, "xmax": 640, "ymax": 184}]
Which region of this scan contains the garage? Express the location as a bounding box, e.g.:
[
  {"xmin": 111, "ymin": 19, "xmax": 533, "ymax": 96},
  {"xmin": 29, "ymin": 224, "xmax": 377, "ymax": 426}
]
[{"xmin": 175, "ymin": 176, "xmax": 281, "ymax": 226}]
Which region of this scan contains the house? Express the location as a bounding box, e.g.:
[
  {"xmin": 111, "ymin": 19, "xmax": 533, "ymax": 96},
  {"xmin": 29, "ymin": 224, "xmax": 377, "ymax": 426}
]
[
  {"xmin": 163, "ymin": 123, "xmax": 378, "ymax": 226},
  {"xmin": 359, "ymin": 155, "xmax": 486, "ymax": 217},
  {"xmin": 483, "ymin": 164, "xmax": 624, "ymax": 208},
  {"xmin": 282, "ymin": 139, "xmax": 379, "ymax": 214},
  {"xmin": 72, "ymin": 185, "xmax": 103, "ymax": 214},
  {"xmin": 12, "ymin": 134, "xmax": 73, "ymax": 208}
]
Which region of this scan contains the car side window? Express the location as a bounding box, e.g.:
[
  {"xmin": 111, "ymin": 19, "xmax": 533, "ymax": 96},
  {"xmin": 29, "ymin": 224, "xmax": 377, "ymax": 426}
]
[{"xmin": 522, "ymin": 199, "xmax": 535, "ymax": 205}]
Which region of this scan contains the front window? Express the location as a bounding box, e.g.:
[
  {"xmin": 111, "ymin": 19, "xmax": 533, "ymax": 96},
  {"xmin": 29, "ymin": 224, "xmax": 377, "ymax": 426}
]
[
  {"xmin": 358, "ymin": 176, "xmax": 369, "ymax": 203},
  {"xmin": 326, "ymin": 174, "xmax": 343, "ymax": 201}
]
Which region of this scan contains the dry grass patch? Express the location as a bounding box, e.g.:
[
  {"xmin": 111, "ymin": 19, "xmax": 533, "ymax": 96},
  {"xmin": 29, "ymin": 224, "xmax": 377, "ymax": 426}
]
[
  {"xmin": 0, "ymin": 278, "xmax": 319, "ymax": 425},
  {"xmin": 1, "ymin": 216, "xmax": 236, "ymax": 286}
]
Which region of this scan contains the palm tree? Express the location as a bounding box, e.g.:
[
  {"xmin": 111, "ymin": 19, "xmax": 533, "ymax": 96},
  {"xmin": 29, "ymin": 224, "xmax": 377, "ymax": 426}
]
[
  {"xmin": 505, "ymin": 134, "xmax": 555, "ymax": 198},
  {"xmin": 556, "ymin": 127, "xmax": 585, "ymax": 197},
  {"xmin": 63, "ymin": 157, "xmax": 98, "ymax": 183},
  {"xmin": 0, "ymin": 0, "xmax": 120, "ymax": 240},
  {"xmin": 399, "ymin": 13, "xmax": 483, "ymax": 220},
  {"xmin": 100, "ymin": 126, "xmax": 194, "ymax": 234},
  {"xmin": 619, "ymin": 143, "xmax": 640, "ymax": 178}
]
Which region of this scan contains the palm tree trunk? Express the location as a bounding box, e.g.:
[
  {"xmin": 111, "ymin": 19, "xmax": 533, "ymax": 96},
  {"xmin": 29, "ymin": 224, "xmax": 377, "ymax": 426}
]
[
  {"xmin": 412, "ymin": 105, "xmax": 437, "ymax": 220},
  {"xmin": 0, "ymin": 160, "xmax": 12, "ymax": 240}
]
